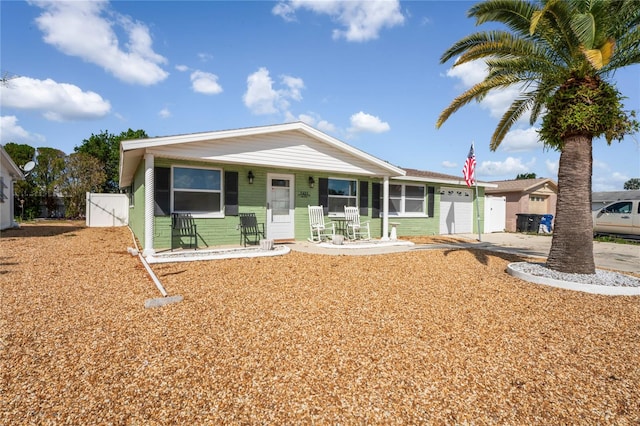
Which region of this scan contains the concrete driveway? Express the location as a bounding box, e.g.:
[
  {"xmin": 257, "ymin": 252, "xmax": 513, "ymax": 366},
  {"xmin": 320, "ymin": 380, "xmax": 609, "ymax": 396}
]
[{"xmin": 458, "ymin": 233, "xmax": 640, "ymax": 274}]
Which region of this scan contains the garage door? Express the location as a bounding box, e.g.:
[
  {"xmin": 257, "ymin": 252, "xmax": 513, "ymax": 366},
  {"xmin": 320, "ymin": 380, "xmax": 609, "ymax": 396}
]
[{"xmin": 439, "ymin": 187, "xmax": 473, "ymax": 234}]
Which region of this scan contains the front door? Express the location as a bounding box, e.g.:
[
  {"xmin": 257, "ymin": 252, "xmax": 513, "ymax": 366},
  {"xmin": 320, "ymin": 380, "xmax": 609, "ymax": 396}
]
[{"xmin": 267, "ymin": 173, "xmax": 295, "ymax": 240}]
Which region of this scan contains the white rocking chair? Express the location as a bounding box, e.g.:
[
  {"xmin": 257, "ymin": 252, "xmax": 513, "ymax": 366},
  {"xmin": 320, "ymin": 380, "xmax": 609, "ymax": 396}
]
[
  {"xmin": 308, "ymin": 205, "xmax": 335, "ymax": 242},
  {"xmin": 344, "ymin": 206, "xmax": 371, "ymax": 240}
]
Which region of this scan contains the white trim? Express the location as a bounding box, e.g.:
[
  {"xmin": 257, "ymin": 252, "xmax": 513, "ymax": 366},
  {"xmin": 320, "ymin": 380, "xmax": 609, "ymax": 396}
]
[{"xmin": 397, "ymin": 175, "xmax": 498, "ymax": 188}]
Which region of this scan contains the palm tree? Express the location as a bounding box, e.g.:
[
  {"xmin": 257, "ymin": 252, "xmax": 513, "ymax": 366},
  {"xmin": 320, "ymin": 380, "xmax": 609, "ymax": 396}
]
[{"xmin": 437, "ymin": 0, "xmax": 639, "ymax": 274}]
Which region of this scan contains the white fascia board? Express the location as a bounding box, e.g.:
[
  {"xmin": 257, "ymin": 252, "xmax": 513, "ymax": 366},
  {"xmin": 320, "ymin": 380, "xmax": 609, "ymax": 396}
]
[
  {"xmin": 120, "ymin": 122, "xmax": 406, "ymax": 178},
  {"xmin": 394, "ymin": 175, "xmax": 498, "ymax": 188}
]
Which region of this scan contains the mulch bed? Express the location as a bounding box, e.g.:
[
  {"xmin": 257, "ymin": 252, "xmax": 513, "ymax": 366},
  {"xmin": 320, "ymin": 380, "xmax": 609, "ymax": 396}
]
[{"xmin": 2, "ymin": 221, "xmax": 639, "ymax": 424}]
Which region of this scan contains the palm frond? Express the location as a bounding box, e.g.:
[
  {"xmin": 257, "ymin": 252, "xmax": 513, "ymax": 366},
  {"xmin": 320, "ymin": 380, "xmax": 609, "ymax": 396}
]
[
  {"xmin": 490, "ymin": 95, "xmax": 536, "ymax": 150},
  {"xmin": 469, "ymin": 0, "xmax": 536, "ymax": 34}
]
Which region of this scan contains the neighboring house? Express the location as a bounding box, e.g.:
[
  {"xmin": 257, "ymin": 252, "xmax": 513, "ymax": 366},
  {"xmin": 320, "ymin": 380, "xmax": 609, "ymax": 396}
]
[
  {"xmin": 119, "ymin": 122, "xmax": 493, "ymax": 254},
  {"xmin": 592, "ymin": 190, "xmax": 640, "ymax": 210},
  {"xmin": 486, "ymin": 178, "xmax": 558, "ymax": 232},
  {"xmin": 0, "ymin": 144, "xmax": 24, "ymax": 230}
]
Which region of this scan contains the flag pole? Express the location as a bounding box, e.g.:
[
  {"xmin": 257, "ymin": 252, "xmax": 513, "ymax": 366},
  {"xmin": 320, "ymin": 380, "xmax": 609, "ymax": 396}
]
[
  {"xmin": 474, "ymin": 172, "xmax": 482, "ymax": 242},
  {"xmin": 472, "ymin": 141, "xmax": 481, "ymax": 241},
  {"xmin": 463, "ymin": 141, "xmax": 482, "ymax": 241}
]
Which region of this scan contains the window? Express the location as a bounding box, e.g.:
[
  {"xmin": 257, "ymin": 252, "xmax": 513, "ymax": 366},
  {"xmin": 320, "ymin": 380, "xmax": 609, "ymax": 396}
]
[
  {"xmin": 172, "ymin": 166, "xmax": 222, "ymax": 214},
  {"xmin": 604, "ymin": 201, "xmax": 632, "ymax": 214},
  {"xmin": 328, "ymin": 178, "xmax": 357, "ymax": 215},
  {"xmin": 389, "ymin": 183, "xmax": 425, "ymax": 216},
  {"xmin": 128, "ymin": 184, "xmax": 134, "ymax": 208}
]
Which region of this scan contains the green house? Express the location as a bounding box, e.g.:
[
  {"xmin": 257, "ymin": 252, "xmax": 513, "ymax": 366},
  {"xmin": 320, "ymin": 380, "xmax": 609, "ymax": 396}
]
[{"xmin": 119, "ymin": 122, "xmax": 493, "ymax": 254}]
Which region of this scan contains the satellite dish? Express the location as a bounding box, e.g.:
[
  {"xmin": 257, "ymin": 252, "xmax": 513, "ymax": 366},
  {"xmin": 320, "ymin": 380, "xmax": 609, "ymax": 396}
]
[{"xmin": 22, "ymin": 161, "xmax": 35, "ymax": 173}]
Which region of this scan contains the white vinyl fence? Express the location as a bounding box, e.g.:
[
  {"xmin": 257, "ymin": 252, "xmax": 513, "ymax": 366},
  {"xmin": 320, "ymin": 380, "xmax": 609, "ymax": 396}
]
[{"xmin": 86, "ymin": 193, "xmax": 129, "ymax": 227}]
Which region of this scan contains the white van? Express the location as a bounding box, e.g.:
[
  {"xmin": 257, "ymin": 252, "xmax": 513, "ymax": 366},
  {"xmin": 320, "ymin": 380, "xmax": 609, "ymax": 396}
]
[{"xmin": 593, "ymin": 199, "xmax": 640, "ymax": 237}]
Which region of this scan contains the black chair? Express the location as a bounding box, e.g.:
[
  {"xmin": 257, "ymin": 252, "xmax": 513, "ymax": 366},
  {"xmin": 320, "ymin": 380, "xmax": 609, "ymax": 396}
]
[
  {"xmin": 239, "ymin": 213, "xmax": 265, "ymax": 246},
  {"xmin": 171, "ymin": 213, "xmax": 197, "ymax": 251}
]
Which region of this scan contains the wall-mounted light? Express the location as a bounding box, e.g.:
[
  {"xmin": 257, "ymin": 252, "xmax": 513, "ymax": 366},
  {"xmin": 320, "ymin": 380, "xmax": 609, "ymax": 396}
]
[
  {"xmin": 308, "ymin": 176, "xmax": 315, "ymax": 188},
  {"xmin": 248, "ymin": 171, "xmax": 255, "ymax": 184}
]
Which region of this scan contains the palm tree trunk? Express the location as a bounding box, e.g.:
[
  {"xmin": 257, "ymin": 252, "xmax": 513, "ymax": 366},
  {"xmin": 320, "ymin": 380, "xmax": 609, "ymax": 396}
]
[{"xmin": 546, "ymin": 134, "xmax": 596, "ymax": 274}]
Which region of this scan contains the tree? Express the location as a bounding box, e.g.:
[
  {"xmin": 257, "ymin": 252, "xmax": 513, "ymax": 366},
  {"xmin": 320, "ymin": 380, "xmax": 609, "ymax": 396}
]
[
  {"xmin": 623, "ymin": 178, "xmax": 640, "ymax": 190},
  {"xmin": 75, "ymin": 129, "xmax": 148, "ymax": 193},
  {"xmin": 4, "ymin": 142, "xmax": 39, "ymax": 219},
  {"xmin": 437, "ymin": 0, "xmax": 639, "ymax": 274},
  {"xmin": 33, "ymin": 147, "xmax": 66, "ymax": 217},
  {"xmin": 516, "ymin": 173, "xmax": 537, "ymax": 180},
  {"xmin": 59, "ymin": 153, "xmax": 106, "ymax": 218}
]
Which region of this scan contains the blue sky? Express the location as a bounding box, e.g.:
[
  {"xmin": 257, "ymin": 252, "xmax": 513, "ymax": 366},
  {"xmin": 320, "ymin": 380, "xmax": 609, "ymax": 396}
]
[{"xmin": 1, "ymin": 0, "xmax": 638, "ymax": 190}]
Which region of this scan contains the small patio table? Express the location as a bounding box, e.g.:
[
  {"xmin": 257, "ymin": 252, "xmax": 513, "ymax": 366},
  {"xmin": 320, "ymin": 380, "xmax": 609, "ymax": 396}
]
[{"xmin": 331, "ymin": 218, "xmax": 351, "ymax": 237}]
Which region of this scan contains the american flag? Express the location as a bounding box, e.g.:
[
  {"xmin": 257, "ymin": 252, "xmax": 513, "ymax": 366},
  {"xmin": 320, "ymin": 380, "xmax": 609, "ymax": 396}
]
[{"xmin": 462, "ymin": 143, "xmax": 476, "ymax": 187}]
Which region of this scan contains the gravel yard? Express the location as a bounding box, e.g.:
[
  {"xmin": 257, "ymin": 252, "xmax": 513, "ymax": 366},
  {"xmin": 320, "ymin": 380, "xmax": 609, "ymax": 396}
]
[{"xmin": 2, "ymin": 222, "xmax": 639, "ymax": 424}]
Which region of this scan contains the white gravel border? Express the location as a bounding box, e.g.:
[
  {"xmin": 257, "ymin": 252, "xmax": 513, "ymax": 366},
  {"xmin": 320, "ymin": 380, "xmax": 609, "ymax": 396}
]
[
  {"xmin": 145, "ymin": 245, "xmax": 290, "ymax": 263},
  {"xmin": 508, "ymin": 262, "xmax": 640, "ymax": 296},
  {"xmin": 317, "ymin": 239, "xmax": 414, "ymax": 249}
]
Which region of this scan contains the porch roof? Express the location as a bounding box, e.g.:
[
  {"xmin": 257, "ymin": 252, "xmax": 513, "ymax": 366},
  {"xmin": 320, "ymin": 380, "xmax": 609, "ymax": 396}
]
[
  {"xmin": 398, "ymin": 168, "xmax": 498, "ymax": 188},
  {"xmin": 119, "ymin": 122, "xmax": 405, "ymax": 187}
]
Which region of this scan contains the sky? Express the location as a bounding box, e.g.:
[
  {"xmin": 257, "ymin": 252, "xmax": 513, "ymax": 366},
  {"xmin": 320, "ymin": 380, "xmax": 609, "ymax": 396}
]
[{"xmin": 1, "ymin": 0, "xmax": 638, "ymax": 191}]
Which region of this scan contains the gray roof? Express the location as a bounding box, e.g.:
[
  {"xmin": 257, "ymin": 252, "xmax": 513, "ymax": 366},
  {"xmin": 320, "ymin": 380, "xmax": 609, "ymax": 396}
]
[{"xmin": 592, "ymin": 190, "xmax": 640, "ymax": 202}]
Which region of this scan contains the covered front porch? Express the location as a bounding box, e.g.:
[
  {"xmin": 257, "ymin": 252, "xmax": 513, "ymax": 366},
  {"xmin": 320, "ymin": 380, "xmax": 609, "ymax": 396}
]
[{"xmin": 119, "ymin": 122, "xmax": 406, "ymax": 256}]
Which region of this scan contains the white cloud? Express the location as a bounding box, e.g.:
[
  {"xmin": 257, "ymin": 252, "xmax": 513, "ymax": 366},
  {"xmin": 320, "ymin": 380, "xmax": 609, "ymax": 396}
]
[
  {"xmin": 593, "ymin": 172, "xmax": 630, "ymax": 191},
  {"xmin": 285, "ymin": 112, "xmax": 337, "ymax": 133},
  {"xmin": 477, "ymin": 156, "xmax": 536, "ymax": 177},
  {"xmin": 545, "ymin": 159, "xmax": 558, "ymax": 177},
  {"xmin": 243, "ymin": 67, "xmax": 305, "ymax": 116},
  {"xmin": 499, "ymin": 127, "xmax": 543, "ymax": 152},
  {"xmin": 1, "ymin": 76, "xmax": 111, "ymax": 121},
  {"xmin": 442, "ymin": 160, "xmax": 457, "ymax": 168},
  {"xmin": 175, "ymin": 64, "xmax": 189, "ymax": 72},
  {"xmin": 198, "ymin": 52, "xmax": 213, "ymax": 62},
  {"xmin": 273, "ymin": 0, "xmax": 405, "ymax": 42},
  {"xmin": 0, "ymin": 116, "xmax": 45, "ymax": 144},
  {"xmin": 348, "ymin": 111, "xmax": 390, "ymax": 134},
  {"xmin": 158, "ymin": 107, "xmax": 171, "ymax": 119},
  {"xmin": 445, "ymin": 59, "xmax": 529, "ymax": 120},
  {"xmin": 31, "ymin": 0, "xmax": 168, "ymax": 85},
  {"xmin": 243, "ymin": 68, "xmax": 279, "ymax": 115},
  {"xmin": 316, "ymin": 120, "xmax": 337, "ymax": 133},
  {"xmin": 190, "ymin": 71, "xmax": 223, "ymax": 95},
  {"xmin": 445, "ymin": 59, "xmax": 487, "ymax": 87},
  {"xmin": 280, "ymin": 75, "xmax": 304, "ymax": 101}
]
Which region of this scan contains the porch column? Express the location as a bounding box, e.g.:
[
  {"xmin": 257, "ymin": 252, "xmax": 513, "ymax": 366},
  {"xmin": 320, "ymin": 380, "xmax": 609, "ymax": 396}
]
[
  {"xmin": 143, "ymin": 153, "xmax": 155, "ymax": 256},
  {"xmin": 381, "ymin": 175, "xmax": 390, "ymax": 241}
]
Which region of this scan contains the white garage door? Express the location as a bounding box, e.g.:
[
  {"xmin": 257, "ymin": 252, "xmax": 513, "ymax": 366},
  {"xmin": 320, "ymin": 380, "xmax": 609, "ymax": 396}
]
[{"xmin": 439, "ymin": 187, "xmax": 473, "ymax": 234}]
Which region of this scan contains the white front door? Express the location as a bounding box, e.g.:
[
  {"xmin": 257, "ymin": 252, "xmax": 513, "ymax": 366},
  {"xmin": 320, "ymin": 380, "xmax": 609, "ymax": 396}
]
[{"xmin": 267, "ymin": 173, "xmax": 295, "ymax": 240}]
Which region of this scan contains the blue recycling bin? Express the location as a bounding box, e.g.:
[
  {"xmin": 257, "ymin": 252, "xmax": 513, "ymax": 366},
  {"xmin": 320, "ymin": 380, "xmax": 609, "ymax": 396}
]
[{"xmin": 539, "ymin": 214, "xmax": 553, "ymax": 233}]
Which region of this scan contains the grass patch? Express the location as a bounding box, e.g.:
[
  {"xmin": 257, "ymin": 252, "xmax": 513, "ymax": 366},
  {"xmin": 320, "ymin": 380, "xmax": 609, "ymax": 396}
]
[{"xmin": 593, "ymin": 234, "xmax": 640, "ymax": 245}]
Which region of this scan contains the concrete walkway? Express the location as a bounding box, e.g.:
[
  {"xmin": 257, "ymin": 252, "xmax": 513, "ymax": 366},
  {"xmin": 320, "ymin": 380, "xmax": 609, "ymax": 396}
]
[
  {"xmin": 455, "ymin": 233, "xmax": 640, "ymax": 274},
  {"xmin": 290, "ymin": 233, "xmax": 640, "ymax": 274}
]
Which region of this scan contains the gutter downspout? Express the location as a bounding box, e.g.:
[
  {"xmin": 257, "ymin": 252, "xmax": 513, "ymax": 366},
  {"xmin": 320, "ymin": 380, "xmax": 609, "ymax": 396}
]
[
  {"xmin": 143, "ymin": 153, "xmax": 155, "ymax": 256},
  {"xmin": 381, "ymin": 176, "xmax": 390, "ymax": 240}
]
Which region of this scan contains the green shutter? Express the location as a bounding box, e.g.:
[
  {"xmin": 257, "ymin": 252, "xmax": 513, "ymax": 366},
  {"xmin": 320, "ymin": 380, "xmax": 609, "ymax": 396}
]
[
  {"xmin": 224, "ymin": 171, "xmax": 239, "ymax": 216},
  {"xmin": 154, "ymin": 167, "xmax": 170, "ymax": 216},
  {"xmin": 319, "ymin": 178, "xmax": 328, "ymax": 215},
  {"xmin": 372, "ymin": 182, "xmax": 381, "ymax": 218},
  {"xmin": 359, "ymin": 180, "xmax": 368, "ymax": 216},
  {"xmin": 427, "ymin": 186, "xmax": 435, "ymax": 218}
]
